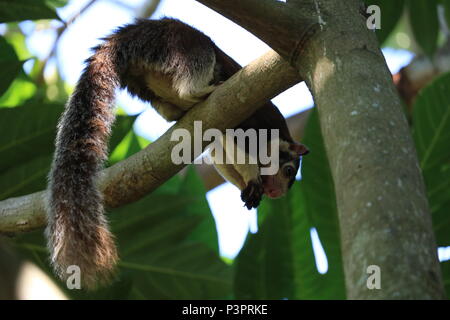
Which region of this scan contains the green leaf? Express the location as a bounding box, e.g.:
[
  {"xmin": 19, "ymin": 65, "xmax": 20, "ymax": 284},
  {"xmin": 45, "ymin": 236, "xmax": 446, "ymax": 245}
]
[
  {"xmin": 0, "ymin": 0, "xmax": 59, "ymax": 23},
  {"xmin": 14, "ymin": 177, "xmax": 230, "ymax": 299},
  {"xmin": 0, "ymin": 105, "xmax": 136, "ymax": 200},
  {"xmin": 441, "ymin": 260, "xmax": 450, "ymax": 298},
  {"xmin": 234, "ymin": 197, "xmax": 295, "ymax": 299},
  {"xmin": 111, "ymin": 186, "xmax": 230, "ymax": 300},
  {"xmin": 109, "ymin": 115, "xmax": 141, "ymax": 160},
  {"xmin": 413, "ymin": 72, "xmax": 450, "ymax": 246},
  {"xmin": 0, "ymin": 103, "xmax": 63, "ymax": 173},
  {"xmin": 108, "ymin": 129, "xmax": 142, "ymax": 166},
  {"xmin": 179, "ymin": 166, "xmax": 220, "ymax": 254},
  {"xmin": 0, "ymin": 36, "xmax": 19, "ymax": 61},
  {"xmin": 0, "ymin": 34, "xmax": 34, "ymax": 106},
  {"xmin": 0, "ymin": 75, "xmax": 37, "ymax": 108},
  {"xmin": 408, "ymin": 0, "xmax": 439, "ymax": 56},
  {"xmin": 234, "ymin": 110, "xmax": 345, "ymax": 299},
  {"xmin": 0, "ymin": 60, "xmax": 24, "ymax": 97},
  {"xmin": 0, "ymin": 154, "xmax": 52, "ymax": 200},
  {"xmin": 364, "ymin": 0, "xmax": 405, "ymax": 44},
  {"xmin": 3, "ymin": 29, "xmax": 32, "ymax": 61},
  {"xmin": 0, "ymin": 36, "xmax": 23, "ymax": 97},
  {"xmin": 0, "ymin": 104, "xmax": 136, "ymax": 173},
  {"xmin": 414, "ymin": 73, "xmax": 450, "ymax": 172},
  {"xmin": 293, "ymin": 110, "xmax": 345, "ymax": 299}
]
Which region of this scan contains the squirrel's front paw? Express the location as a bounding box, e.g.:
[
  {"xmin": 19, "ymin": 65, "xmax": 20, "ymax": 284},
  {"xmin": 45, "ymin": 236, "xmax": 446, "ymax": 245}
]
[{"xmin": 241, "ymin": 179, "xmax": 264, "ymax": 210}]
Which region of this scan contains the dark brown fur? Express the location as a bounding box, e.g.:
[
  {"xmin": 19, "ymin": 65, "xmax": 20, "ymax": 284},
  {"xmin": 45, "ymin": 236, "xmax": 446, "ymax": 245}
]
[{"xmin": 47, "ymin": 42, "xmax": 120, "ymax": 288}]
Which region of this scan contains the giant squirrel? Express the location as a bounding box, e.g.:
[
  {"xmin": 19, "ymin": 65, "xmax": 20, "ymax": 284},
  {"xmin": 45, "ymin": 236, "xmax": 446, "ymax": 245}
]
[{"xmin": 47, "ymin": 18, "xmax": 308, "ymax": 289}]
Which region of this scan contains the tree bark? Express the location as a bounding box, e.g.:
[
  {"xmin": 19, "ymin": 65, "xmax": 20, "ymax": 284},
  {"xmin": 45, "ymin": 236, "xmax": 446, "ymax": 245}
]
[{"xmin": 197, "ymin": 0, "xmax": 446, "ymax": 299}]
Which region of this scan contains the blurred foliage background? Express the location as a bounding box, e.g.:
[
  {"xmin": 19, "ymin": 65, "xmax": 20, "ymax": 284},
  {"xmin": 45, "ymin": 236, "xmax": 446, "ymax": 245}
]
[{"xmin": 0, "ymin": 0, "xmax": 450, "ymax": 299}]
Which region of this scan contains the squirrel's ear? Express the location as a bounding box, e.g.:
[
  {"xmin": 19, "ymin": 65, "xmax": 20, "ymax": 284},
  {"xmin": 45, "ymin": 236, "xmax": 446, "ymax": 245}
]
[{"xmin": 289, "ymin": 142, "xmax": 309, "ymax": 156}]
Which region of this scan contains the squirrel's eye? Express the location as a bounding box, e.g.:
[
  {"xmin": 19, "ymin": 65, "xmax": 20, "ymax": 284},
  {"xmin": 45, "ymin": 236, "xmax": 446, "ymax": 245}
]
[{"xmin": 283, "ymin": 166, "xmax": 295, "ymax": 178}]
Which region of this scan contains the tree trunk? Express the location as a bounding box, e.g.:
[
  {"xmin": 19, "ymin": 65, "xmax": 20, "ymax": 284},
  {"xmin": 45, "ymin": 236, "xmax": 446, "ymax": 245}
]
[
  {"xmin": 197, "ymin": 0, "xmax": 446, "ymax": 299},
  {"xmin": 296, "ymin": 0, "xmax": 445, "ymax": 299}
]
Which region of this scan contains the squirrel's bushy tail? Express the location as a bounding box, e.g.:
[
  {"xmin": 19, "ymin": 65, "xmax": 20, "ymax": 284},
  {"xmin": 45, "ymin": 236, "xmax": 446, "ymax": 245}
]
[{"xmin": 46, "ymin": 41, "xmax": 120, "ymax": 289}]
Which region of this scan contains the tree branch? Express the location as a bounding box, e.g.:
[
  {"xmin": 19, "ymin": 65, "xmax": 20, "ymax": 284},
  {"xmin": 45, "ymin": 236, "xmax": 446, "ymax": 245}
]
[
  {"xmin": 196, "ymin": 0, "xmax": 318, "ymax": 61},
  {"xmin": 0, "ymin": 50, "xmax": 301, "ymax": 235}
]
